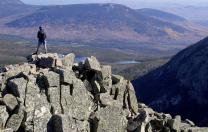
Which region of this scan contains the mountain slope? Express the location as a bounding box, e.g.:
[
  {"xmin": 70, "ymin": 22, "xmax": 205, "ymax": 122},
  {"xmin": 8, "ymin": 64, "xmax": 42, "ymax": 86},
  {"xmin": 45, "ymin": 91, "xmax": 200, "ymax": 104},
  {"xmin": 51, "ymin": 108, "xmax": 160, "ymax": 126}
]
[
  {"xmin": 162, "ymin": 6, "xmax": 208, "ymax": 21},
  {"xmin": 0, "ymin": 0, "xmax": 38, "ymax": 18},
  {"xmin": 7, "ymin": 4, "xmax": 186, "ymax": 33},
  {"xmin": 132, "ymin": 37, "xmax": 208, "ymax": 126},
  {"xmin": 137, "ymin": 8, "xmax": 208, "ymax": 39},
  {"xmin": 137, "ymin": 8, "xmax": 186, "ymax": 22},
  {"xmin": 4, "ymin": 3, "xmax": 200, "ymax": 43},
  {"xmin": 0, "ymin": 0, "xmax": 23, "ymax": 5}
]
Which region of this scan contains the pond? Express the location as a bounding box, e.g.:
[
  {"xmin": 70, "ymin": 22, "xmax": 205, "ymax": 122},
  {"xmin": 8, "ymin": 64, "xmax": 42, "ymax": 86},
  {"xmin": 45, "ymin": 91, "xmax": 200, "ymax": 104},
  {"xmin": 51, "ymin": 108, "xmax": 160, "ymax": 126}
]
[
  {"xmin": 75, "ymin": 56, "xmax": 140, "ymax": 64},
  {"xmin": 59, "ymin": 54, "xmax": 141, "ymax": 64},
  {"xmin": 114, "ymin": 60, "xmax": 141, "ymax": 64}
]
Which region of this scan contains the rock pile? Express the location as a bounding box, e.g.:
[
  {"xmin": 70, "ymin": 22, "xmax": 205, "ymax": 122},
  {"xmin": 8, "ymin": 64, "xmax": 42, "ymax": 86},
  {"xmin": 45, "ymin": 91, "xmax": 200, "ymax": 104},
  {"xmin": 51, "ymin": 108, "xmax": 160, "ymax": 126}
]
[{"xmin": 0, "ymin": 53, "xmax": 207, "ymax": 132}]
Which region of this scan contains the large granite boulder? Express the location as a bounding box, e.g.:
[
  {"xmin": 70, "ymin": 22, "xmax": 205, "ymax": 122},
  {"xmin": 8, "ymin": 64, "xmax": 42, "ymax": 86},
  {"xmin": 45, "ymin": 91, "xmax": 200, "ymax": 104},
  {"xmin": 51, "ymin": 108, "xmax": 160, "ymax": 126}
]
[
  {"xmin": 24, "ymin": 79, "xmax": 51, "ymax": 132},
  {"xmin": 61, "ymin": 78, "xmax": 93, "ymax": 120},
  {"xmin": 7, "ymin": 77, "xmax": 28, "ymax": 103},
  {"xmin": 85, "ymin": 56, "xmax": 101, "ymax": 72},
  {"xmin": 47, "ymin": 114, "xmax": 89, "ymax": 132},
  {"xmin": 96, "ymin": 103, "xmax": 128, "ymax": 132},
  {"xmin": 167, "ymin": 115, "xmax": 181, "ymax": 132},
  {"xmin": 55, "ymin": 68, "xmax": 76, "ymax": 85},
  {"xmin": 48, "ymin": 86, "xmax": 62, "ymax": 114},
  {"xmin": 6, "ymin": 107, "xmax": 25, "ymax": 131},
  {"xmin": 3, "ymin": 94, "xmax": 18, "ymax": 111},
  {"xmin": 100, "ymin": 65, "xmax": 112, "ymax": 93},
  {"xmin": 43, "ymin": 71, "xmax": 60, "ymax": 87},
  {"xmin": 62, "ymin": 53, "xmax": 75, "ymax": 69}
]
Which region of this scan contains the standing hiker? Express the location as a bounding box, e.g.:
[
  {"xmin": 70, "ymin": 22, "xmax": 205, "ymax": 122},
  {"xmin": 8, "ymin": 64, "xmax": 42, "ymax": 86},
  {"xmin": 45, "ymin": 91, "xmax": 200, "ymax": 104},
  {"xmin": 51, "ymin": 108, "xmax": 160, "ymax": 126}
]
[{"xmin": 35, "ymin": 26, "xmax": 47, "ymax": 54}]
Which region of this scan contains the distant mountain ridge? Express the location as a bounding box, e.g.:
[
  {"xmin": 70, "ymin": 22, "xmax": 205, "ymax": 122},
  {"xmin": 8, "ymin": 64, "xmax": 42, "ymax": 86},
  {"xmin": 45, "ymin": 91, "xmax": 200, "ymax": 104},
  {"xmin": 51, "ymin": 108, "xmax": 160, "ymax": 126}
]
[
  {"xmin": 0, "ymin": 0, "xmax": 38, "ymax": 18},
  {"xmin": 7, "ymin": 4, "xmax": 188, "ymax": 35},
  {"xmin": 0, "ymin": 1, "xmax": 206, "ymax": 44},
  {"xmin": 0, "ymin": 0, "xmax": 24, "ymax": 5}
]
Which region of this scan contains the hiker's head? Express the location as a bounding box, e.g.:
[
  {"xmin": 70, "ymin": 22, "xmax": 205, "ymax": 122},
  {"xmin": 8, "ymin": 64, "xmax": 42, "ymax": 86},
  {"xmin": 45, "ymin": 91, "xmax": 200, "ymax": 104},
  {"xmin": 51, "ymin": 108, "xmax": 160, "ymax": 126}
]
[{"xmin": 39, "ymin": 26, "xmax": 43, "ymax": 30}]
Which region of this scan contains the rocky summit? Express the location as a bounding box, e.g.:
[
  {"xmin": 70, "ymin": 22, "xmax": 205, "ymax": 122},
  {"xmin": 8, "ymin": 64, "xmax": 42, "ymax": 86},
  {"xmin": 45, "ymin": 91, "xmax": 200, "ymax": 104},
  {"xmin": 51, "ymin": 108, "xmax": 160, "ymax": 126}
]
[{"xmin": 0, "ymin": 53, "xmax": 207, "ymax": 132}]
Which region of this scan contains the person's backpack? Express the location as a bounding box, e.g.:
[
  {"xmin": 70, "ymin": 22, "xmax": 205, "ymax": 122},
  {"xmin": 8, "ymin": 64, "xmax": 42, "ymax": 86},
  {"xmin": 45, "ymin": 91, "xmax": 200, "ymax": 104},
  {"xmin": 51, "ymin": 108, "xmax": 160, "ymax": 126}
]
[{"xmin": 38, "ymin": 30, "xmax": 46, "ymax": 40}]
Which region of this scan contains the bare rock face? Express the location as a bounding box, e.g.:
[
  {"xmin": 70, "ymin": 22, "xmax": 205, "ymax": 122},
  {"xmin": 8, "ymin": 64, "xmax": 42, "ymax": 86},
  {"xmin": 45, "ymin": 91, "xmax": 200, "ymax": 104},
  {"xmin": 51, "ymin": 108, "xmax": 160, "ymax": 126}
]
[
  {"xmin": 0, "ymin": 106, "xmax": 9, "ymax": 129},
  {"xmin": 62, "ymin": 53, "xmax": 75, "ymax": 69},
  {"xmin": 48, "ymin": 114, "xmax": 89, "ymax": 132},
  {"xmin": 7, "ymin": 77, "xmax": 28, "ymax": 103},
  {"xmin": 56, "ymin": 68, "xmax": 76, "ymax": 85},
  {"xmin": 43, "ymin": 71, "xmax": 60, "ymax": 87},
  {"xmin": 3, "ymin": 94, "xmax": 18, "ymax": 111},
  {"xmin": 167, "ymin": 115, "xmax": 181, "ymax": 132},
  {"xmin": 6, "ymin": 107, "xmax": 25, "ymax": 131},
  {"xmin": 96, "ymin": 104, "xmax": 128, "ymax": 132},
  {"xmin": 85, "ymin": 56, "xmax": 101, "ymax": 72},
  {"xmin": 100, "ymin": 65, "xmax": 112, "ymax": 93},
  {"xmin": 0, "ymin": 52, "xmax": 207, "ymax": 132},
  {"xmin": 24, "ymin": 78, "xmax": 51, "ymax": 132}
]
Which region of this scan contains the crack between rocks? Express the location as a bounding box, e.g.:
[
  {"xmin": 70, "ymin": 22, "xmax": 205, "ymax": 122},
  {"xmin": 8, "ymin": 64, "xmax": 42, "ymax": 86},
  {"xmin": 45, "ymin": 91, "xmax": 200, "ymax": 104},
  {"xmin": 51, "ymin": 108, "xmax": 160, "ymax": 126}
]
[
  {"xmin": 123, "ymin": 88, "xmax": 128, "ymax": 109},
  {"xmin": 23, "ymin": 80, "xmax": 29, "ymax": 107},
  {"xmin": 31, "ymin": 102, "xmax": 36, "ymax": 132},
  {"xmin": 114, "ymin": 88, "xmax": 119, "ymax": 100},
  {"xmin": 74, "ymin": 118, "xmax": 79, "ymax": 132},
  {"xmin": 60, "ymin": 84, "xmax": 64, "ymax": 114}
]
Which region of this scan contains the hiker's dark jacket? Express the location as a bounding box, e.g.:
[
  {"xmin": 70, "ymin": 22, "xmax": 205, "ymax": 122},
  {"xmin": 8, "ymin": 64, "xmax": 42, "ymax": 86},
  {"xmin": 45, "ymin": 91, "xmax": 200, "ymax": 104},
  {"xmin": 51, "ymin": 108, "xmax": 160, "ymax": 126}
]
[{"xmin": 37, "ymin": 30, "xmax": 47, "ymax": 42}]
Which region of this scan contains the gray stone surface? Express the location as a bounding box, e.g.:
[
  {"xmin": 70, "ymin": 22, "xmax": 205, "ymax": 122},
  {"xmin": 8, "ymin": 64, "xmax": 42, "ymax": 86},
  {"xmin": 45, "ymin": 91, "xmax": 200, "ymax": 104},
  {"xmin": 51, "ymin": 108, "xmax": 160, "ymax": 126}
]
[
  {"xmin": 3, "ymin": 64, "xmax": 36, "ymax": 80},
  {"xmin": 96, "ymin": 104, "xmax": 128, "ymax": 132},
  {"xmin": 83, "ymin": 79, "xmax": 93, "ymax": 92},
  {"xmin": 85, "ymin": 56, "xmax": 101, "ymax": 72},
  {"xmin": 0, "ymin": 52, "xmax": 206, "ymax": 132},
  {"xmin": 24, "ymin": 80, "xmax": 51, "ymax": 132},
  {"xmin": 112, "ymin": 74, "xmax": 123, "ymax": 84},
  {"xmin": 48, "ymin": 114, "xmax": 89, "ymax": 132},
  {"xmin": 62, "ymin": 53, "xmax": 75, "ymax": 69},
  {"xmin": 3, "ymin": 94, "xmax": 18, "ymax": 111},
  {"xmin": 48, "ymin": 86, "xmax": 62, "ymax": 114},
  {"xmin": 167, "ymin": 115, "xmax": 181, "ymax": 132},
  {"xmin": 100, "ymin": 65, "xmax": 112, "ymax": 92},
  {"xmin": 61, "ymin": 78, "xmax": 93, "ymax": 120},
  {"xmin": 0, "ymin": 106, "xmax": 9, "ymax": 129},
  {"xmin": 2, "ymin": 128, "xmax": 14, "ymax": 132},
  {"xmin": 123, "ymin": 82, "xmax": 138, "ymax": 115},
  {"xmin": 56, "ymin": 69, "xmax": 76, "ymax": 85},
  {"xmin": 100, "ymin": 93, "xmax": 114, "ymax": 106},
  {"xmin": 111, "ymin": 78, "xmax": 127, "ymax": 106},
  {"xmin": 6, "ymin": 108, "xmax": 24, "ymax": 131},
  {"xmin": 43, "ymin": 71, "xmax": 60, "ymax": 87},
  {"xmin": 7, "ymin": 77, "xmax": 27, "ymax": 103},
  {"xmin": 185, "ymin": 119, "xmax": 195, "ymax": 127},
  {"xmin": 182, "ymin": 127, "xmax": 208, "ymax": 132}
]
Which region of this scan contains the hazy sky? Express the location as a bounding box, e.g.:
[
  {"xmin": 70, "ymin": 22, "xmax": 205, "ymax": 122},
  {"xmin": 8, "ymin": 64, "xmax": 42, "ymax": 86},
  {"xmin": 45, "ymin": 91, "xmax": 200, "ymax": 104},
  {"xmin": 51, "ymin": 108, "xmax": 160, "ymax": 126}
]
[{"xmin": 21, "ymin": 0, "xmax": 208, "ymax": 8}]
